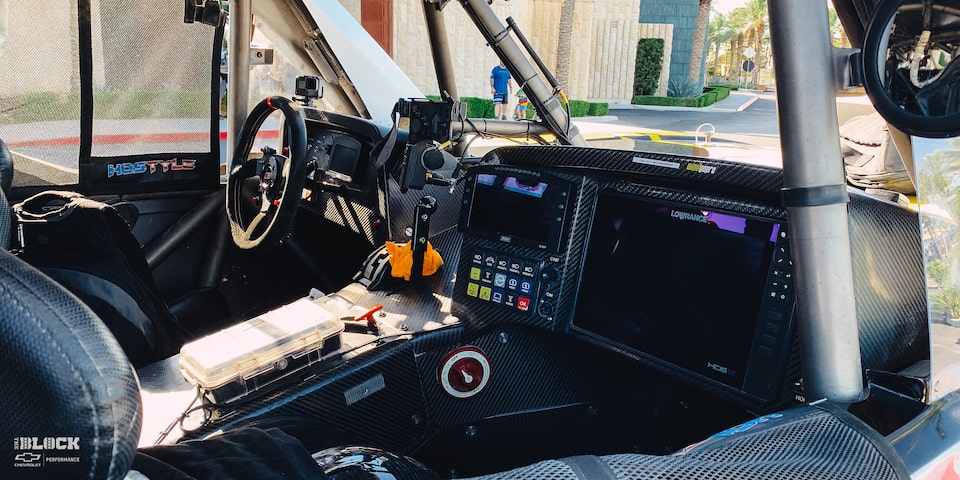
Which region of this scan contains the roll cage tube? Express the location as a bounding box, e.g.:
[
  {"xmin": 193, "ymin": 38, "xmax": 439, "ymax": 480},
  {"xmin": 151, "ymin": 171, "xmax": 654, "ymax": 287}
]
[
  {"xmin": 769, "ymin": 0, "xmax": 867, "ymax": 402},
  {"xmin": 423, "ymin": 1, "xmax": 459, "ymax": 101},
  {"xmin": 226, "ymin": 0, "xmax": 252, "ymax": 164}
]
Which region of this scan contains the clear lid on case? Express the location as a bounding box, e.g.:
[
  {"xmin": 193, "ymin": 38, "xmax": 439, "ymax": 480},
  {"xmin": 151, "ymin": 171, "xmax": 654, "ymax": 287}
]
[{"xmin": 179, "ymin": 297, "xmax": 344, "ymax": 389}]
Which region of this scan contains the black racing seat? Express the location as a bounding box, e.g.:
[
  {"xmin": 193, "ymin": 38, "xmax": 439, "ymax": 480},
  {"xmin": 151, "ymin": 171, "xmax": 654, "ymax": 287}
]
[
  {"xmin": 0, "ymin": 232, "xmax": 141, "ymax": 480},
  {"xmin": 13, "ymin": 191, "xmax": 190, "ymax": 367}
]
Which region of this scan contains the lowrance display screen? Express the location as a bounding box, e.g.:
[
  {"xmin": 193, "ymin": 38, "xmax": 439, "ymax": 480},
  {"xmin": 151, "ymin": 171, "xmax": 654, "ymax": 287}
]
[
  {"xmin": 572, "ymin": 192, "xmax": 780, "ymax": 391},
  {"xmin": 463, "ymin": 173, "xmax": 569, "ymax": 251}
]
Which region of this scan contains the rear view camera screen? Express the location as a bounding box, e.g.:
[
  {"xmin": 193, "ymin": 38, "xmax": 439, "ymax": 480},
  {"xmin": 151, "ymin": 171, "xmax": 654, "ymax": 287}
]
[{"xmin": 572, "ymin": 192, "xmax": 780, "ymax": 390}]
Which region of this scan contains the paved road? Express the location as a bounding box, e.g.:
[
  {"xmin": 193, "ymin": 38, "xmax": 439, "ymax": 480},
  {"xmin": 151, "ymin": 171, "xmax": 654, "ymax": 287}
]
[{"xmin": 609, "ymin": 92, "xmax": 781, "ymax": 149}]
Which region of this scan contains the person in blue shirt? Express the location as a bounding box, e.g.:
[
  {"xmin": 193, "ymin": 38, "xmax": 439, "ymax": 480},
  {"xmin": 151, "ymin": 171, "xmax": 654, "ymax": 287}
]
[{"xmin": 490, "ymin": 61, "xmax": 512, "ymax": 120}]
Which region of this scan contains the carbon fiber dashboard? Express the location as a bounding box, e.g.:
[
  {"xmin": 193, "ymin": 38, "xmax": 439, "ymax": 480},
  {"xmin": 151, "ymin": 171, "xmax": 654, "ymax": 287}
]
[{"xmin": 451, "ymin": 145, "xmax": 928, "ymax": 407}]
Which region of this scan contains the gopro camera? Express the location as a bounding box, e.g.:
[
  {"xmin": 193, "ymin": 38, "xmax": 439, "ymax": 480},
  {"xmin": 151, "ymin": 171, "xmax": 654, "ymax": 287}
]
[{"xmin": 295, "ymin": 76, "xmax": 323, "ymax": 100}]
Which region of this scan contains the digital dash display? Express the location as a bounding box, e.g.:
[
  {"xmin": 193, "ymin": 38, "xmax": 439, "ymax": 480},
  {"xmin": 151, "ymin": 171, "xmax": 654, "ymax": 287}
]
[{"xmin": 460, "ymin": 170, "xmax": 571, "ymax": 252}]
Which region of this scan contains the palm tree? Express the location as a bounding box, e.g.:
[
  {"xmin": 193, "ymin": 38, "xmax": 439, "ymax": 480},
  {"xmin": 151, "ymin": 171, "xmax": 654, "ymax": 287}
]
[
  {"xmin": 728, "ymin": 0, "xmax": 767, "ymax": 86},
  {"xmin": 555, "ymin": 0, "xmax": 576, "ymax": 93},
  {"xmin": 829, "ymin": 7, "xmax": 850, "ymax": 48},
  {"xmin": 741, "ymin": 0, "xmax": 768, "ymax": 85},
  {"xmin": 708, "ymin": 13, "xmax": 732, "ymax": 80},
  {"xmin": 727, "ymin": 8, "xmax": 748, "ymax": 84},
  {"xmin": 688, "ymin": 0, "xmax": 712, "ymax": 84}
]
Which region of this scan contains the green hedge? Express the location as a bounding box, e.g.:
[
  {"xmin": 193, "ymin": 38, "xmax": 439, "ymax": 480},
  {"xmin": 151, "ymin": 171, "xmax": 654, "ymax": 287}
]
[
  {"xmin": 634, "ymin": 38, "xmax": 664, "ymax": 96},
  {"xmin": 460, "ymin": 96, "xmax": 495, "ymax": 118},
  {"xmin": 568, "ymin": 100, "xmax": 589, "ymax": 117},
  {"xmin": 420, "ymin": 96, "xmax": 607, "ymax": 118},
  {"xmin": 707, "ymin": 80, "xmax": 740, "ymax": 91},
  {"xmin": 706, "ymin": 86, "xmax": 730, "ymax": 101},
  {"xmin": 423, "ymin": 95, "xmax": 492, "ymax": 118},
  {"xmin": 632, "ymin": 88, "xmax": 732, "ymax": 108},
  {"xmin": 632, "ymin": 96, "xmax": 701, "ymax": 108},
  {"xmin": 699, "ymin": 91, "xmax": 717, "ymax": 107},
  {"xmin": 587, "ymin": 102, "xmax": 609, "ymax": 116}
]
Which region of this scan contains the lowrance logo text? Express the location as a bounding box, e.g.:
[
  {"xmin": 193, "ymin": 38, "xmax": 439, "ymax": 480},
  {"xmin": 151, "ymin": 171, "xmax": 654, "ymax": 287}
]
[{"xmin": 671, "ymin": 210, "xmax": 709, "ymax": 223}]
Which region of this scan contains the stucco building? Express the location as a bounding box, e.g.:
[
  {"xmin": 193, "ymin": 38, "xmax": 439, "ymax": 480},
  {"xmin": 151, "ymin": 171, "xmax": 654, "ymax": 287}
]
[
  {"xmin": 339, "ymin": 0, "xmax": 647, "ymax": 105},
  {"xmin": 0, "ymin": 1, "xmax": 697, "ymax": 106}
]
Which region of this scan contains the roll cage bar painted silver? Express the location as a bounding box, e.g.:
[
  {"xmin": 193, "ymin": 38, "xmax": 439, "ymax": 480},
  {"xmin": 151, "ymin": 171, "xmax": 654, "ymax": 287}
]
[
  {"xmin": 226, "ymin": 0, "xmax": 252, "ymax": 165},
  {"xmin": 223, "ymin": 0, "xmax": 867, "ymax": 403},
  {"xmin": 769, "ymin": 0, "xmax": 867, "ymax": 403}
]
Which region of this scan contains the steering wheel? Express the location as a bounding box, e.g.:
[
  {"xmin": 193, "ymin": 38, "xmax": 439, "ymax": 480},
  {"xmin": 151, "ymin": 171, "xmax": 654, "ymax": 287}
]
[{"xmin": 226, "ymin": 96, "xmax": 307, "ymax": 249}]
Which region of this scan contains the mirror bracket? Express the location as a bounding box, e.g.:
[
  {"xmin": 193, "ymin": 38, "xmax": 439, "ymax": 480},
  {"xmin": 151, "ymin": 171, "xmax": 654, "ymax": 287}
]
[{"xmin": 834, "ymin": 48, "xmax": 864, "ymax": 90}]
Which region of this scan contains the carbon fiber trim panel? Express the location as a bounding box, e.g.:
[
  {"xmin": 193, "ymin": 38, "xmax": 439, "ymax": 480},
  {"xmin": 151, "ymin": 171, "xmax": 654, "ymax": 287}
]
[
  {"xmin": 414, "ymin": 325, "xmax": 657, "ymax": 429},
  {"xmin": 309, "ymin": 190, "xmax": 382, "ymax": 245},
  {"xmin": 299, "ymin": 116, "xmax": 388, "ymax": 246},
  {"xmin": 487, "ymin": 145, "xmax": 784, "ymax": 197},
  {"xmin": 412, "ymin": 325, "xmax": 660, "ymax": 476},
  {"xmin": 848, "ymin": 190, "xmax": 928, "ymax": 372},
  {"xmin": 387, "ymin": 178, "xmax": 464, "ymax": 242},
  {"xmin": 416, "ymin": 401, "xmax": 653, "ymax": 478},
  {"xmin": 302, "ymin": 107, "xmax": 388, "ymax": 143},
  {"xmin": 608, "ymin": 182, "xmax": 786, "ymax": 220},
  {"xmin": 451, "ymin": 166, "xmax": 593, "ymax": 333},
  {"xmin": 410, "ymin": 325, "xmax": 753, "ymax": 476}
]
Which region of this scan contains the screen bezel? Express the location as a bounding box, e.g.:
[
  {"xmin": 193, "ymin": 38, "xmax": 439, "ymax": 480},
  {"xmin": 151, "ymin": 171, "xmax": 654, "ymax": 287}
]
[
  {"xmin": 459, "ymin": 169, "xmax": 572, "ymax": 252},
  {"xmin": 568, "ymin": 190, "xmax": 783, "ymax": 401}
]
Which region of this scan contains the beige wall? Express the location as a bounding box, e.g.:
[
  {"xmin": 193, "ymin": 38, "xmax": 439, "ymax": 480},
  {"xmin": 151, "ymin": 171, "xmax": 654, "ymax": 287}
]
[
  {"xmin": 339, "ymin": 0, "xmax": 361, "ymax": 20},
  {"xmin": 0, "ymin": 1, "xmax": 78, "ymax": 97},
  {"xmin": 587, "ymin": 2, "xmax": 642, "ymax": 102},
  {"xmin": 0, "ymin": 0, "xmax": 204, "ymax": 98},
  {"xmin": 637, "ymin": 23, "xmax": 673, "ymax": 97},
  {"xmin": 3, "ymin": 0, "xmax": 643, "ymax": 103},
  {"xmin": 340, "ymin": 0, "xmax": 641, "ymax": 105}
]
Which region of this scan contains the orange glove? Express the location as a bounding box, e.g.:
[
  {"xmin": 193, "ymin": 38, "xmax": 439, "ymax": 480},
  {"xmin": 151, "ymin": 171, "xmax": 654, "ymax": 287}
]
[{"xmin": 385, "ymin": 241, "xmax": 444, "ymax": 280}]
